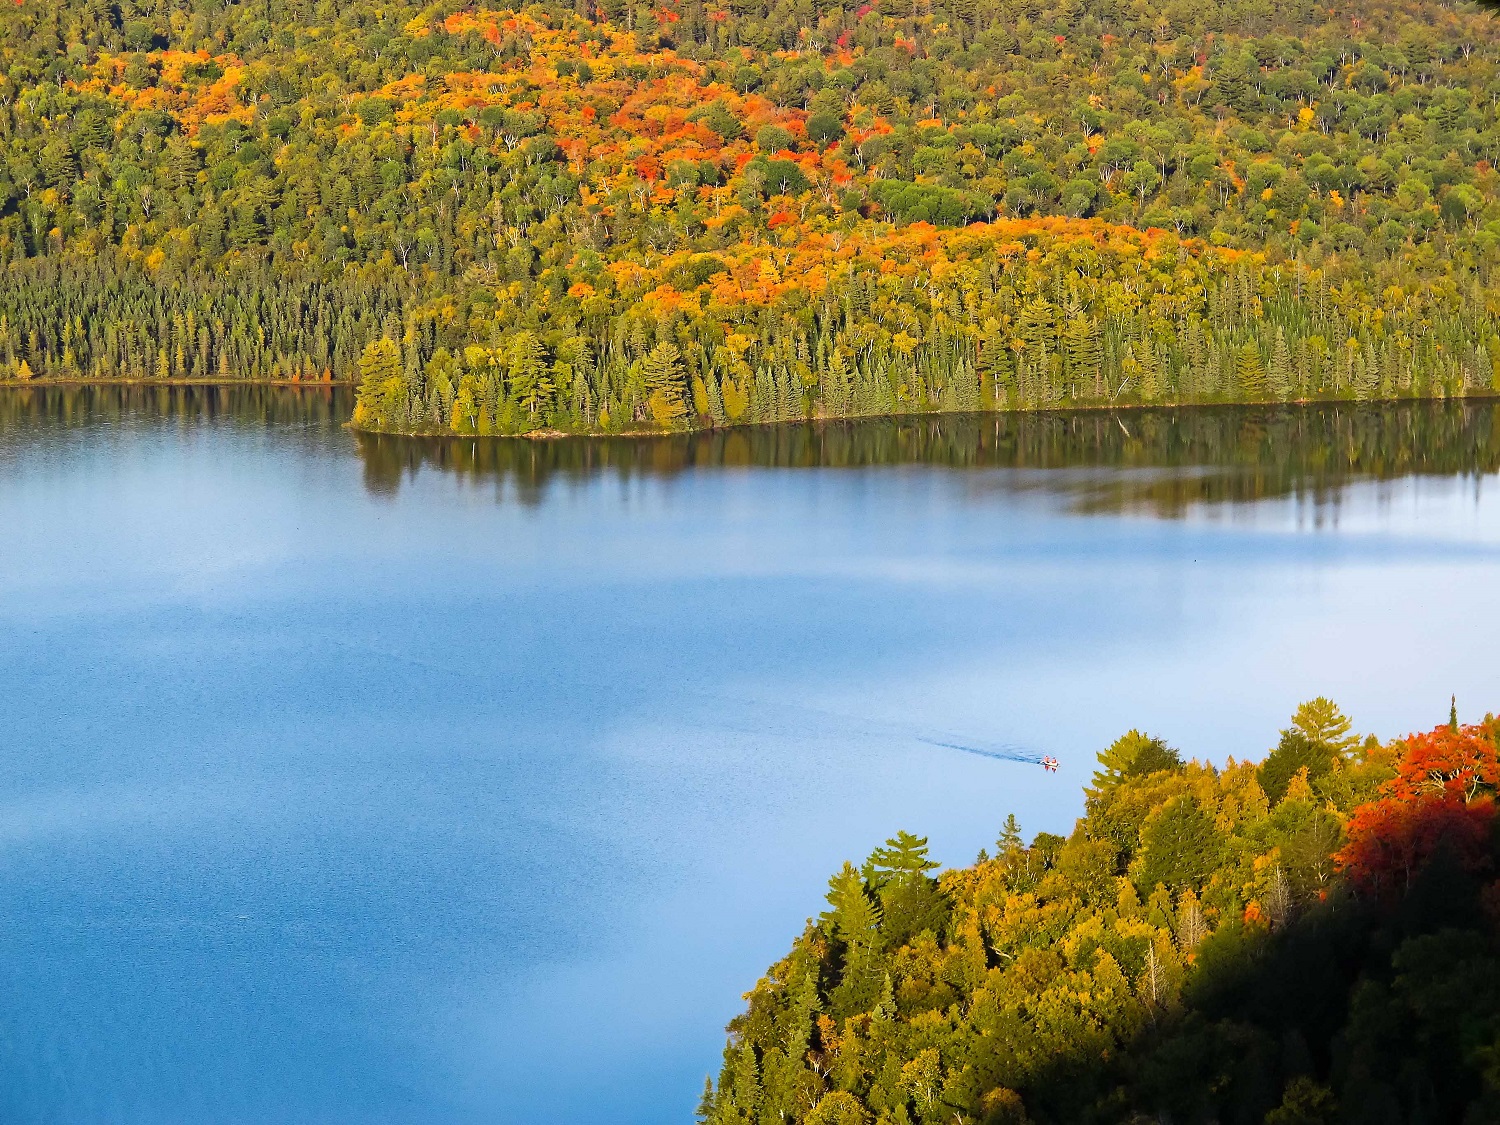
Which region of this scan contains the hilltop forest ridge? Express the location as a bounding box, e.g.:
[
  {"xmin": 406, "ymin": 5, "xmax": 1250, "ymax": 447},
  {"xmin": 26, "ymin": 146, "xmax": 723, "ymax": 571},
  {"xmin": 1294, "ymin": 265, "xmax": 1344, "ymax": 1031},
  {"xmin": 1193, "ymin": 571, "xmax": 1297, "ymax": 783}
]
[
  {"xmin": 703, "ymin": 704, "xmax": 1500, "ymax": 1125},
  {"xmin": 2, "ymin": 0, "xmax": 1500, "ymax": 433}
]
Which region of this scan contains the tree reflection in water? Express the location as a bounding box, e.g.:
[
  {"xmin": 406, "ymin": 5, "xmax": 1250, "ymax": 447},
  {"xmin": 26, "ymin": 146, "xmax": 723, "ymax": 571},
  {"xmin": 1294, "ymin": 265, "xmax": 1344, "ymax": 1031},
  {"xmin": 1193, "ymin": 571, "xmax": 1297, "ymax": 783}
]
[
  {"xmin": 353, "ymin": 401, "xmax": 1500, "ymax": 517},
  {"xmin": 1, "ymin": 386, "xmax": 1495, "ymax": 518}
]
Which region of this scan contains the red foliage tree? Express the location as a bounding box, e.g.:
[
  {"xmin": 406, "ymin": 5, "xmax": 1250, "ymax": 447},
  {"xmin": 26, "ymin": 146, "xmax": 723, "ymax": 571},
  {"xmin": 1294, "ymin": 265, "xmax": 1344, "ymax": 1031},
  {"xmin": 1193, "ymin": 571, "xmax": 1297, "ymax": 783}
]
[{"xmin": 1336, "ymin": 723, "xmax": 1500, "ymax": 897}]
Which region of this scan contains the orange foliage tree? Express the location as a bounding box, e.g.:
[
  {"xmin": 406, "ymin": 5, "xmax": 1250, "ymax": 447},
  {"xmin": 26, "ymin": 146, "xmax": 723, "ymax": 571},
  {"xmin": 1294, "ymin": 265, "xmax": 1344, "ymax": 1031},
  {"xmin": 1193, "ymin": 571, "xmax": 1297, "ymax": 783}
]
[{"xmin": 1336, "ymin": 722, "xmax": 1500, "ymax": 897}]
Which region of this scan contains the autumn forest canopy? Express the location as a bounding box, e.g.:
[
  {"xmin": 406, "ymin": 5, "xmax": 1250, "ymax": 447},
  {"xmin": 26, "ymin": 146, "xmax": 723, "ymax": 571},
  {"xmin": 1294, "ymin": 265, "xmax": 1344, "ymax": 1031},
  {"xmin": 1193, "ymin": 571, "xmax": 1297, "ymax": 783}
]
[
  {"xmin": 3, "ymin": 0, "xmax": 1500, "ymax": 433},
  {"xmin": 704, "ymin": 702, "xmax": 1500, "ymax": 1125}
]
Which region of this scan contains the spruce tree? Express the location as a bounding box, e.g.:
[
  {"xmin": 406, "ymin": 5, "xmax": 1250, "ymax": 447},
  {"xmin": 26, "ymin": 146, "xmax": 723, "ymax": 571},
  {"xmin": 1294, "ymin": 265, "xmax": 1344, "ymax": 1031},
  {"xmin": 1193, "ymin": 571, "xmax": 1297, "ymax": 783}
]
[
  {"xmin": 640, "ymin": 341, "xmax": 687, "ymax": 423},
  {"xmin": 695, "ymin": 1077, "xmax": 716, "ymax": 1124},
  {"xmin": 1269, "ymin": 327, "xmax": 1294, "ymax": 400},
  {"xmin": 507, "ymin": 331, "xmax": 553, "ymax": 421},
  {"xmin": 1236, "ymin": 341, "xmax": 1267, "ymax": 399},
  {"xmin": 997, "ymin": 813, "xmax": 1023, "ymax": 857}
]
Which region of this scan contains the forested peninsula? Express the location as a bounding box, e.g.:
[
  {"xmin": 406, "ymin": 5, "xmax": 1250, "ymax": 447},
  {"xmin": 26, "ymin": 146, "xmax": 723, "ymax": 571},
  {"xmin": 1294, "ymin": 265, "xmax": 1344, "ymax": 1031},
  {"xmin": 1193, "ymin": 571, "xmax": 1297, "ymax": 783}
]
[
  {"xmin": 703, "ymin": 703, "xmax": 1500, "ymax": 1125},
  {"xmin": 3, "ymin": 0, "xmax": 1500, "ymax": 433}
]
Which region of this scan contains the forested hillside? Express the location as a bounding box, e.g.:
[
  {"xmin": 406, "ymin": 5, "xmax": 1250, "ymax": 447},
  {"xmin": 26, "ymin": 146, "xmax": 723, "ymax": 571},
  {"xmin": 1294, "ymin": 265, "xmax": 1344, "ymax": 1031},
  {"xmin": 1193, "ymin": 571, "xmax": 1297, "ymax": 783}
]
[
  {"xmin": 702, "ymin": 703, "xmax": 1500, "ymax": 1125},
  {"xmin": 2, "ymin": 0, "xmax": 1500, "ymax": 431}
]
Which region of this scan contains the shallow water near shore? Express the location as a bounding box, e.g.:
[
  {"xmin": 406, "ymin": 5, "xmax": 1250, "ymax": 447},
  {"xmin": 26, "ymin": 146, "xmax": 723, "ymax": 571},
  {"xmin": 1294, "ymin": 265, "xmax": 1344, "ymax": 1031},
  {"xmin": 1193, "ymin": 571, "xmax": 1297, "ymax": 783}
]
[{"xmin": 0, "ymin": 386, "xmax": 1497, "ymax": 1122}]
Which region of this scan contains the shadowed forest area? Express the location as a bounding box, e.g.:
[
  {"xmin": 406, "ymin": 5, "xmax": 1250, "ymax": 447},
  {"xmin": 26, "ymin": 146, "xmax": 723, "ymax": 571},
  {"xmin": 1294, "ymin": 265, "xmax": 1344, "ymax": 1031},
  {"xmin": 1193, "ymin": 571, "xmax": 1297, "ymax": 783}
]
[{"xmin": 703, "ymin": 704, "xmax": 1500, "ymax": 1125}]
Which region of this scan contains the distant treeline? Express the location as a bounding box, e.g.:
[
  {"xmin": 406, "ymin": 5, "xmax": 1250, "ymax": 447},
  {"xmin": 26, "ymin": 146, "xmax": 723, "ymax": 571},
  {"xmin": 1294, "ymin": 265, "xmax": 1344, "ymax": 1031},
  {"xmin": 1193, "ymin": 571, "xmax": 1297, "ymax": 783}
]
[
  {"xmin": 0, "ymin": 257, "xmax": 413, "ymax": 383},
  {"xmin": 3, "ymin": 0, "xmax": 1500, "ymax": 432},
  {"xmin": 346, "ymin": 244, "xmax": 1500, "ymax": 436}
]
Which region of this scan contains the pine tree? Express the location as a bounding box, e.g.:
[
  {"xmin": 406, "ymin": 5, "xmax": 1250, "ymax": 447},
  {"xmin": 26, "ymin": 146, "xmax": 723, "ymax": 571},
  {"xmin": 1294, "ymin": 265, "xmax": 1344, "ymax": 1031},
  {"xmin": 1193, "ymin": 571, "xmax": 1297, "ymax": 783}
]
[
  {"xmin": 785, "ymin": 972, "xmax": 820, "ymax": 1060},
  {"xmin": 1138, "ymin": 343, "xmax": 1162, "ymax": 401},
  {"xmin": 1016, "ymin": 297, "xmax": 1055, "ymax": 361},
  {"xmin": 1290, "ymin": 697, "xmax": 1359, "ymax": 755},
  {"xmin": 861, "ymin": 830, "xmax": 939, "ymax": 888},
  {"xmin": 822, "ymin": 347, "xmax": 853, "ymax": 417},
  {"xmin": 752, "ymin": 365, "xmax": 775, "ymax": 423},
  {"xmin": 730, "ymin": 1042, "xmax": 761, "ymax": 1121},
  {"xmin": 775, "ymin": 367, "xmax": 798, "ymax": 421},
  {"xmin": 978, "ymin": 324, "xmax": 1014, "ymax": 408},
  {"xmin": 823, "ymin": 862, "xmax": 882, "ymax": 944},
  {"xmin": 1091, "ymin": 731, "xmax": 1182, "ymax": 792}
]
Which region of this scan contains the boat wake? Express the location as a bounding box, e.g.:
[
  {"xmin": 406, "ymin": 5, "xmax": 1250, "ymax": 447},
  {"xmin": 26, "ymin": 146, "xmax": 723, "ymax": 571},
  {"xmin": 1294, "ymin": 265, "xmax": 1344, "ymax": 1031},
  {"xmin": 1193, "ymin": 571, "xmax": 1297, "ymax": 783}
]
[{"xmin": 915, "ymin": 737, "xmax": 1046, "ymax": 765}]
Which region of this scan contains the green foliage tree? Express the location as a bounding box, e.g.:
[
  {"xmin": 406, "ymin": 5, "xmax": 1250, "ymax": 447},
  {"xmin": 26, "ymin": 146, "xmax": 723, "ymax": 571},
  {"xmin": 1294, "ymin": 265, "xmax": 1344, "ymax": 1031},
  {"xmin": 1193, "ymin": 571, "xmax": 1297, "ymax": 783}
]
[
  {"xmin": 1290, "ymin": 698, "xmax": 1359, "ymax": 755},
  {"xmin": 1134, "ymin": 795, "xmax": 1226, "ymax": 893},
  {"xmin": 354, "ymin": 338, "xmax": 403, "ymax": 427},
  {"xmin": 861, "ymin": 829, "xmax": 940, "ymax": 888},
  {"xmin": 640, "ymin": 341, "xmax": 688, "ymax": 425},
  {"xmin": 508, "ymin": 331, "xmax": 554, "ymax": 420},
  {"xmin": 1264, "ymin": 1077, "xmax": 1338, "ymax": 1125},
  {"xmin": 856, "ymin": 830, "xmax": 947, "ymax": 948},
  {"xmin": 1092, "ymin": 730, "xmax": 1182, "ymax": 793},
  {"xmin": 823, "ymin": 860, "xmax": 885, "ymax": 1016},
  {"xmin": 1261, "ymin": 698, "xmax": 1362, "ymax": 804}
]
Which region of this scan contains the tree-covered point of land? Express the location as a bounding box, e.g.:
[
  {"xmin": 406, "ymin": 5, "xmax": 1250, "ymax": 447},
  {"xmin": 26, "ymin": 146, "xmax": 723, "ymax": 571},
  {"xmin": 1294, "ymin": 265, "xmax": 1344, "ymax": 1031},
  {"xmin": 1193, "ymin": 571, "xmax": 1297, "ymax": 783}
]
[
  {"xmin": 2, "ymin": 0, "xmax": 1500, "ymax": 432},
  {"xmin": 703, "ymin": 702, "xmax": 1500, "ymax": 1124}
]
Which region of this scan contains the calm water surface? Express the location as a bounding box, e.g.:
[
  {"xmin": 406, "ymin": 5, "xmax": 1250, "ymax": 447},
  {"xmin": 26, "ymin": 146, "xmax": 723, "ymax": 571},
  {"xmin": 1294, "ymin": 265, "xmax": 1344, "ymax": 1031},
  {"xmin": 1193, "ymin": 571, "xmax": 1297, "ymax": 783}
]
[{"xmin": 0, "ymin": 388, "xmax": 1497, "ymax": 1122}]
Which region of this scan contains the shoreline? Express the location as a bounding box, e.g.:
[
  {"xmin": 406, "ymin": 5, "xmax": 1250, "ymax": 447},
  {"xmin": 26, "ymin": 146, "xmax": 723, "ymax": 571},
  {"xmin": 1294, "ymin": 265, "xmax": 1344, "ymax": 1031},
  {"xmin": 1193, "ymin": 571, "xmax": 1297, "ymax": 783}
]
[
  {"xmin": 0, "ymin": 378, "xmax": 358, "ymax": 389},
  {"xmin": 348, "ymin": 389, "xmax": 1500, "ymax": 441},
  {"xmin": 4, "ymin": 379, "xmax": 1494, "ymax": 439}
]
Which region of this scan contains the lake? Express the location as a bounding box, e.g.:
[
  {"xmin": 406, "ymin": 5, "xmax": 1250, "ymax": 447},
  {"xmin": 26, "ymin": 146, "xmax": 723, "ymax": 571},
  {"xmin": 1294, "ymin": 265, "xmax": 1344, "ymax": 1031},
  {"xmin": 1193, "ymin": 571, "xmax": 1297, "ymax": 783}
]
[{"xmin": 0, "ymin": 386, "xmax": 1497, "ymax": 1122}]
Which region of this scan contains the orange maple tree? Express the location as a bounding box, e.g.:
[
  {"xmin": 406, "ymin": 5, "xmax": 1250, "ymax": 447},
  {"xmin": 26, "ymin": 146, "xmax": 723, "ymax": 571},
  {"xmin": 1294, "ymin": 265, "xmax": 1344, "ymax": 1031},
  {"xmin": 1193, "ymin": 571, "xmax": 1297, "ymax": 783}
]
[{"xmin": 1336, "ymin": 722, "xmax": 1500, "ymax": 897}]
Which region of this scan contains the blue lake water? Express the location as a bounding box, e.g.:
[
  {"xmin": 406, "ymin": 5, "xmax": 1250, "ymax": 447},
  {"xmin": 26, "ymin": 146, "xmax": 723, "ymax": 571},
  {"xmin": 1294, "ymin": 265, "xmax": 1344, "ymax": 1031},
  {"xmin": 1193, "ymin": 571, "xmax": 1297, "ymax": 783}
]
[{"xmin": 0, "ymin": 389, "xmax": 1497, "ymax": 1122}]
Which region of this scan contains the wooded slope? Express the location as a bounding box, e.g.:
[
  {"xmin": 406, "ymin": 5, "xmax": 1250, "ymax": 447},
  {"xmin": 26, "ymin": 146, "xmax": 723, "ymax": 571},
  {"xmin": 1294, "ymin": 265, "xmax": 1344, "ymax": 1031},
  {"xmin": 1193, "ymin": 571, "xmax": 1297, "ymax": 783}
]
[
  {"xmin": 2, "ymin": 0, "xmax": 1499, "ymax": 430},
  {"xmin": 704, "ymin": 704, "xmax": 1500, "ymax": 1124}
]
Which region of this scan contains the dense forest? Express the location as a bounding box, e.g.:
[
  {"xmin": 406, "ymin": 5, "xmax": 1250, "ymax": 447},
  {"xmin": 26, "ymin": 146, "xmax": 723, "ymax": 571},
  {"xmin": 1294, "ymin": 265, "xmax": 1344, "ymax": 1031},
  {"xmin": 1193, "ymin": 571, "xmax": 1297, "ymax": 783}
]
[
  {"xmin": 2, "ymin": 0, "xmax": 1500, "ymax": 432},
  {"xmin": 702, "ymin": 702, "xmax": 1500, "ymax": 1124}
]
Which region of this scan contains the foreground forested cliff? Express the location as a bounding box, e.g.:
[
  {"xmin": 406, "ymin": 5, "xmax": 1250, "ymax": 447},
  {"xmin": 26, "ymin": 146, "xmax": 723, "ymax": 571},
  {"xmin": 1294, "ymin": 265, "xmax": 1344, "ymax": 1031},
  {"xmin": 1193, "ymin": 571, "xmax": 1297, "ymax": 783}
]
[
  {"xmin": 703, "ymin": 703, "xmax": 1500, "ymax": 1124},
  {"xmin": 3, "ymin": 0, "xmax": 1500, "ymax": 431}
]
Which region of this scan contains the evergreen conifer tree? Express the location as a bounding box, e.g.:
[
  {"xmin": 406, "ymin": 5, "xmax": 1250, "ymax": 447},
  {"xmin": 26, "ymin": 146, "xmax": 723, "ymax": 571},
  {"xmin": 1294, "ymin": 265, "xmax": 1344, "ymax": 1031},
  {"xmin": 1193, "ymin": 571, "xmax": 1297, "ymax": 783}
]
[
  {"xmin": 1091, "ymin": 730, "xmax": 1182, "ymax": 793},
  {"xmin": 997, "ymin": 813, "xmax": 1023, "ymax": 857},
  {"xmin": 861, "ymin": 830, "xmax": 940, "ymax": 888},
  {"xmin": 1269, "ymin": 327, "xmax": 1294, "ymax": 401},
  {"xmin": 640, "ymin": 341, "xmax": 687, "ymax": 424},
  {"xmin": 508, "ymin": 331, "xmax": 553, "ymax": 421},
  {"xmin": 353, "ymin": 337, "xmax": 402, "ymax": 427},
  {"xmin": 1236, "ymin": 341, "xmax": 1267, "ymax": 398},
  {"xmin": 695, "ymin": 1077, "xmax": 716, "ymax": 1124}
]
